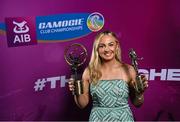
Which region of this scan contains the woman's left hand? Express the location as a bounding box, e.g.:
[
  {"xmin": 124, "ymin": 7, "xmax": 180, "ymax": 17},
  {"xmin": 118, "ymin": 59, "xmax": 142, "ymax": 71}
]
[{"xmin": 140, "ymin": 75, "xmax": 148, "ymax": 93}]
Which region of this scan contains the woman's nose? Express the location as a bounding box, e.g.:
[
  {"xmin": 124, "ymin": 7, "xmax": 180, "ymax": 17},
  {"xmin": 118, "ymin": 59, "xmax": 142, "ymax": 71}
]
[{"xmin": 104, "ymin": 46, "xmax": 110, "ymax": 51}]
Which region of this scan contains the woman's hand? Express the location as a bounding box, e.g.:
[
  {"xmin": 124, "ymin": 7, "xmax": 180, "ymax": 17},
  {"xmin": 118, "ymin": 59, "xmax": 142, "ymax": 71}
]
[
  {"xmin": 131, "ymin": 75, "xmax": 148, "ymax": 107},
  {"xmin": 68, "ymin": 77, "xmax": 75, "ymax": 93},
  {"xmin": 140, "ymin": 75, "xmax": 148, "ymax": 92},
  {"xmin": 133, "ymin": 74, "xmax": 148, "ymax": 94}
]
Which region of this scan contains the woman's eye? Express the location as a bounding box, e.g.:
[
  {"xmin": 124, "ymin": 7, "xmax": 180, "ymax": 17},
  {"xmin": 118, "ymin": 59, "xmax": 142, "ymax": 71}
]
[
  {"xmin": 98, "ymin": 45, "xmax": 104, "ymax": 48},
  {"xmin": 109, "ymin": 43, "xmax": 114, "ymax": 46}
]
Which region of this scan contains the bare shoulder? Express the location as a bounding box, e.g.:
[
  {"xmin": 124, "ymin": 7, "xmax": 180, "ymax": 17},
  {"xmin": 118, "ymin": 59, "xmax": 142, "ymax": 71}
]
[
  {"xmin": 125, "ymin": 63, "xmax": 135, "ymax": 73},
  {"xmin": 121, "ymin": 63, "xmax": 134, "ymax": 72},
  {"xmin": 121, "ymin": 63, "xmax": 136, "ymax": 81}
]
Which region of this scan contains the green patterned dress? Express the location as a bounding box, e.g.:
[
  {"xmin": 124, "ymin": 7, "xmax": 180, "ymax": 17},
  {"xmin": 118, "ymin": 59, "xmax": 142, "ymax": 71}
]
[{"xmin": 89, "ymin": 79, "xmax": 134, "ymax": 122}]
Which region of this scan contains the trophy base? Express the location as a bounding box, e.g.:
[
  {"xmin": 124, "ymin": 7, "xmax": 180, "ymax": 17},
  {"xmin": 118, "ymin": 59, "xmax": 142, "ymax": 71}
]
[
  {"xmin": 74, "ymin": 80, "xmax": 83, "ymax": 95},
  {"xmin": 135, "ymin": 75, "xmax": 144, "ymax": 93}
]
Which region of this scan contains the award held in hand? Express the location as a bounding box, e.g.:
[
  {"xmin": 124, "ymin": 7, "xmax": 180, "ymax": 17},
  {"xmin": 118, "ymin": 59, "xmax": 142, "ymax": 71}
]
[
  {"xmin": 64, "ymin": 43, "xmax": 88, "ymax": 95},
  {"xmin": 129, "ymin": 48, "xmax": 144, "ymax": 93}
]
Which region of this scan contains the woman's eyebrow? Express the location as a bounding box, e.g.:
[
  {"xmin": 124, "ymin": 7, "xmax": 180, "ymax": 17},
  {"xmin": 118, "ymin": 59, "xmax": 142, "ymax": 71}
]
[
  {"xmin": 108, "ymin": 41, "xmax": 115, "ymax": 44},
  {"xmin": 99, "ymin": 40, "xmax": 115, "ymax": 45},
  {"xmin": 98, "ymin": 43, "xmax": 105, "ymax": 45}
]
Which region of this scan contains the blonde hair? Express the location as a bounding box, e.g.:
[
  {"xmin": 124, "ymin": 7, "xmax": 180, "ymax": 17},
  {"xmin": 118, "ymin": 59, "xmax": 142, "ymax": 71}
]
[{"xmin": 88, "ymin": 30, "xmax": 122, "ymax": 85}]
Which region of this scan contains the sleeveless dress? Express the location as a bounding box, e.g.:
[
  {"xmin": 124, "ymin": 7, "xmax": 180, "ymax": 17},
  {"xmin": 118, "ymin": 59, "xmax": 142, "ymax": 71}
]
[{"xmin": 89, "ymin": 79, "xmax": 134, "ymax": 122}]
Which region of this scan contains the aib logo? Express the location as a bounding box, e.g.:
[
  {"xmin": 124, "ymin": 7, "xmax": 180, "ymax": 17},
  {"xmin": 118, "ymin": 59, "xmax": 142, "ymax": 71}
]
[{"xmin": 5, "ymin": 17, "xmax": 37, "ymax": 47}]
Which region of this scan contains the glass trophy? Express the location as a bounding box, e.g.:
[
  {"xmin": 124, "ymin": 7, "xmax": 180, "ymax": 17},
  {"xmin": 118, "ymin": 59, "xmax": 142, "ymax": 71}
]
[
  {"xmin": 64, "ymin": 43, "xmax": 87, "ymax": 95},
  {"xmin": 129, "ymin": 48, "xmax": 144, "ymax": 93}
]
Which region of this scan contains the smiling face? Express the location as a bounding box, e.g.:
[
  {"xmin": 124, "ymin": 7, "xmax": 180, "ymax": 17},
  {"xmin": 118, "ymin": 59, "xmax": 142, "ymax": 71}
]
[
  {"xmin": 88, "ymin": 31, "xmax": 122, "ymax": 83},
  {"xmin": 98, "ymin": 35, "xmax": 118, "ymax": 62}
]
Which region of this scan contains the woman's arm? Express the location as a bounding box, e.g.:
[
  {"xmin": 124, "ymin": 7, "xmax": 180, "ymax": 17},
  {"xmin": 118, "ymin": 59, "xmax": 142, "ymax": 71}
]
[
  {"xmin": 128, "ymin": 65, "xmax": 148, "ymax": 107},
  {"xmin": 68, "ymin": 68, "xmax": 90, "ymax": 109}
]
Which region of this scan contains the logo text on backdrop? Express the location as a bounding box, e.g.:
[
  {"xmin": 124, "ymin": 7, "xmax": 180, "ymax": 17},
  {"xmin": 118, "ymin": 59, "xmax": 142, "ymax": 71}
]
[{"xmin": 5, "ymin": 17, "xmax": 37, "ymax": 47}]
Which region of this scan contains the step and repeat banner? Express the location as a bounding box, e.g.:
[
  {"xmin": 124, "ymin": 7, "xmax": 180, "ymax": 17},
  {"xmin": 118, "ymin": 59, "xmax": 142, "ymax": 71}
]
[{"xmin": 0, "ymin": 0, "xmax": 180, "ymax": 121}]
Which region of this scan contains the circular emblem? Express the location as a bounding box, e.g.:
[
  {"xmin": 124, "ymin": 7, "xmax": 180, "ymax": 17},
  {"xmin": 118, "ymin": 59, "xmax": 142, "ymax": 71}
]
[
  {"xmin": 87, "ymin": 12, "xmax": 104, "ymax": 32},
  {"xmin": 64, "ymin": 43, "xmax": 87, "ymax": 67}
]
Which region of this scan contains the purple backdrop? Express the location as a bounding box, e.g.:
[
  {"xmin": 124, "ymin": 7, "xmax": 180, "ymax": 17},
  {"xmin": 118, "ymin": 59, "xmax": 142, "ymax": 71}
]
[{"xmin": 0, "ymin": 0, "xmax": 180, "ymax": 121}]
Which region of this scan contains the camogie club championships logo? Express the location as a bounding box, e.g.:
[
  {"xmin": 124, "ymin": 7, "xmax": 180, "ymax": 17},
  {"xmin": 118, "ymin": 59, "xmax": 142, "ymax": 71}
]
[
  {"xmin": 4, "ymin": 12, "xmax": 105, "ymax": 45},
  {"xmin": 87, "ymin": 12, "xmax": 104, "ymax": 32}
]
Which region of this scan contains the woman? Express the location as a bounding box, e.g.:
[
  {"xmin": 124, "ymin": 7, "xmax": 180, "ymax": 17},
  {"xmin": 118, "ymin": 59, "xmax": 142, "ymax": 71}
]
[{"xmin": 68, "ymin": 30, "xmax": 148, "ymax": 121}]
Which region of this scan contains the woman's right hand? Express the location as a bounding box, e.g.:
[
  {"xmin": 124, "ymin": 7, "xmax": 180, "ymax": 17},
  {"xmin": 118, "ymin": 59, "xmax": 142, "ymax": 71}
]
[{"xmin": 68, "ymin": 77, "xmax": 75, "ymax": 92}]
